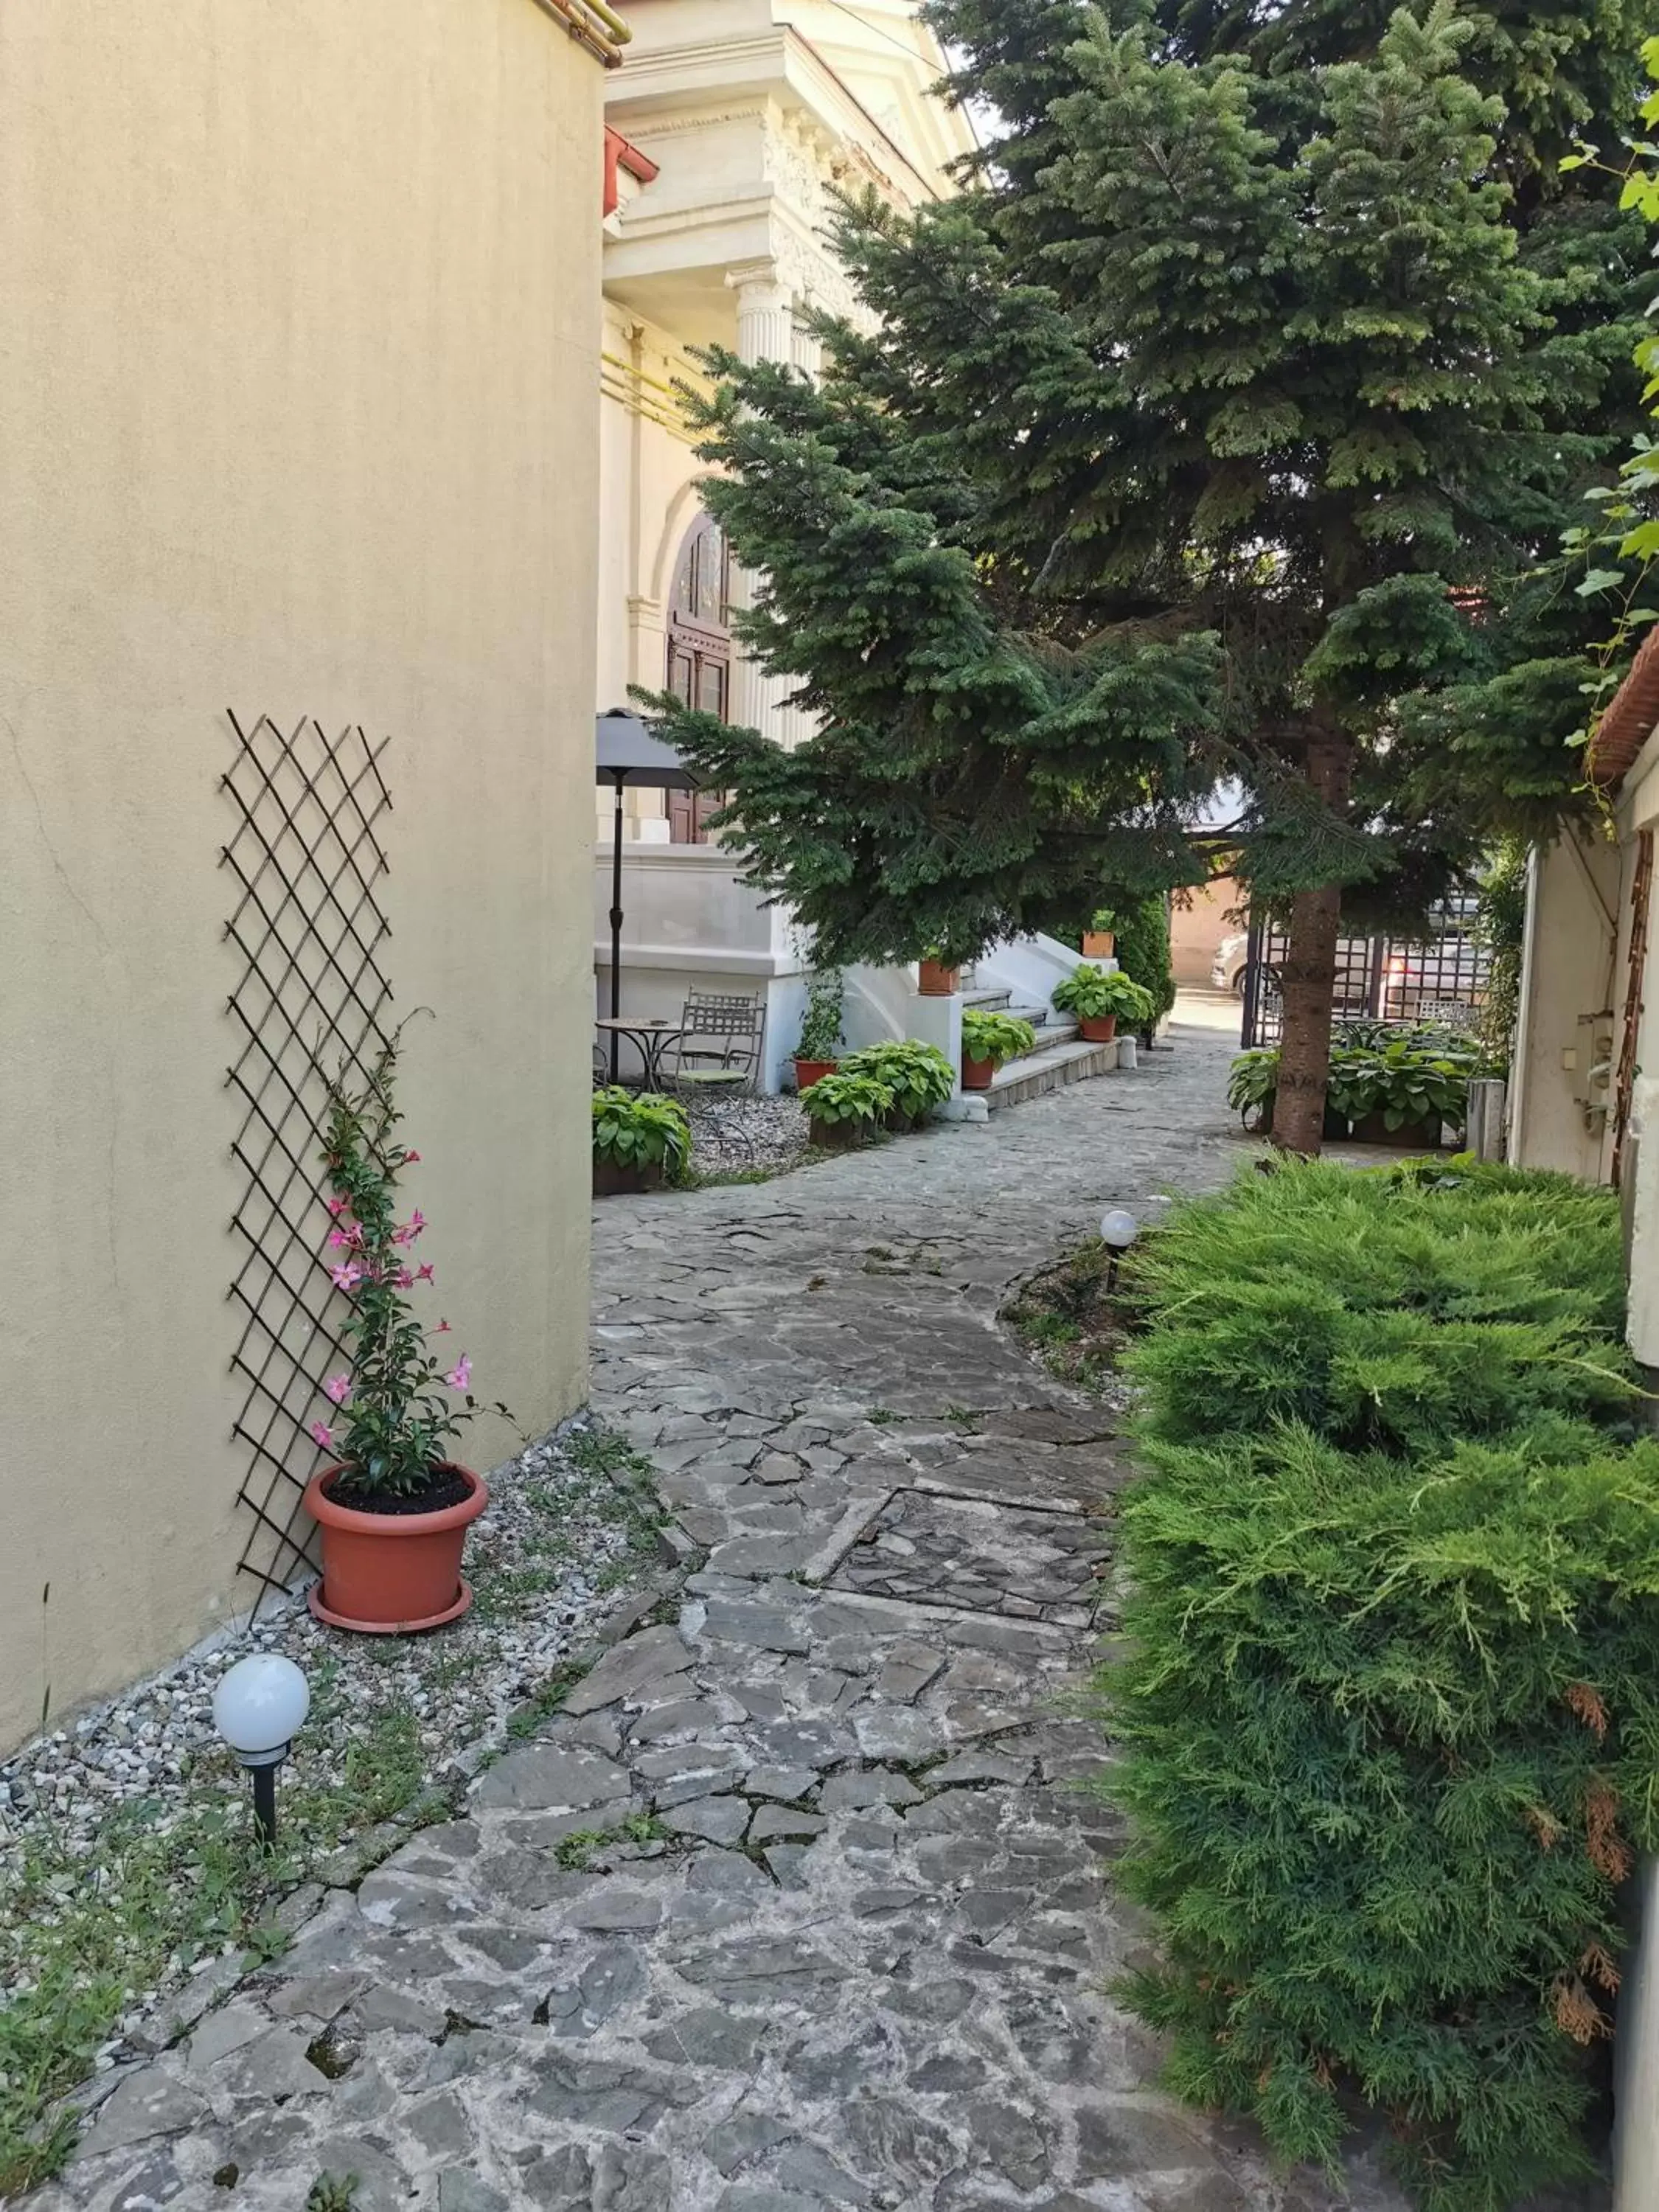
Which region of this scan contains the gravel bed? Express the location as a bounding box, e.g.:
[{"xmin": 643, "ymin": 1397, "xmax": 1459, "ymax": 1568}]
[
  {"xmin": 0, "ymin": 1422, "xmax": 659, "ymax": 1854},
  {"xmin": 0, "ymin": 1419, "xmax": 669, "ymax": 2096},
  {"xmin": 686, "ymin": 1091, "xmax": 810, "ymax": 1175}
]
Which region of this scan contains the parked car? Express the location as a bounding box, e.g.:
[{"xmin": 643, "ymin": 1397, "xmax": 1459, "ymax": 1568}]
[{"xmin": 1213, "ymin": 933, "xmax": 1250, "ymax": 994}]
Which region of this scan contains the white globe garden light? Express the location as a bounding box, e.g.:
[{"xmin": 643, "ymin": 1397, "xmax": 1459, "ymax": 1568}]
[
  {"xmin": 213, "ymin": 1653, "xmax": 309, "ymax": 1846},
  {"xmin": 1099, "ymin": 1208, "xmax": 1139, "ymax": 1293}
]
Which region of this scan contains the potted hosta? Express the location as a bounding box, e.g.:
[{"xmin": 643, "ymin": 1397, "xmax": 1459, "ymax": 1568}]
[
  {"xmin": 800, "ymin": 1066, "xmax": 893, "ymax": 1148},
  {"xmin": 1051, "ymin": 964, "xmax": 1155, "ymax": 1044},
  {"xmin": 839, "ymin": 1040, "xmax": 956, "ymax": 1130},
  {"xmin": 1329, "ymin": 1039, "xmax": 1467, "ymax": 1150},
  {"xmin": 961, "ymin": 1008, "xmax": 1036, "ymax": 1090},
  {"xmin": 592, "ymin": 1086, "xmax": 692, "ymax": 1194},
  {"xmin": 305, "ymin": 1048, "xmax": 512, "ymax": 1634},
  {"xmin": 793, "ymin": 967, "xmax": 844, "ymax": 1093}
]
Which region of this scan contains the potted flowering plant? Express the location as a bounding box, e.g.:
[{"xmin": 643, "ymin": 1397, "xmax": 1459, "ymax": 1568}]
[
  {"xmin": 1051, "ymin": 964, "xmax": 1155, "ymax": 1043},
  {"xmin": 960, "ymin": 1008, "xmax": 1036, "ymax": 1089},
  {"xmin": 304, "ymin": 1043, "xmax": 510, "ymax": 1634}
]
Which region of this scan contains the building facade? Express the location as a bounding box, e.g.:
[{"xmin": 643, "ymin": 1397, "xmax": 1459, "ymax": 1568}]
[
  {"xmin": 591, "ymin": 0, "xmax": 978, "ymax": 1088},
  {"xmin": 0, "ymin": 0, "xmax": 615, "ymax": 1750}
]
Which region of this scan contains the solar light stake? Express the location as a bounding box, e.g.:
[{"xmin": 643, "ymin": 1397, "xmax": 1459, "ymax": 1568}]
[
  {"xmin": 1099, "ymin": 1208, "xmax": 1139, "ymax": 1295},
  {"xmin": 212, "ymin": 1654, "xmax": 310, "ymax": 1850}
]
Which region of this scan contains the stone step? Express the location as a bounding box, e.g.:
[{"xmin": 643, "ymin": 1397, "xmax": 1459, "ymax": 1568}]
[{"xmin": 985, "ymin": 1035, "xmax": 1118, "ymax": 1111}]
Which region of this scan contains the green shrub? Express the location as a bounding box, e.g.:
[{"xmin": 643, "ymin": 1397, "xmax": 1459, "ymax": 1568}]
[
  {"xmin": 1127, "ymin": 1161, "xmax": 1632, "ymax": 1457},
  {"xmin": 961, "ymin": 1008, "xmax": 1037, "ymax": 1068},
  {"xmin": 591, "ymin": 1088, "xmax": 690, "ymax": 1180},
  {"xmin": 1051, "ymin": 963, "xmax": 1156, "ymax": 1025},
  {"xmin": 799, "ymin": 1067, "xmax": 893, "ymax": 1128},
  {"xmin": 838, "ymin": 1040, "xmax": 954, "ymax": 1120},
  {"xmin": 1107, "ymin": 1161, "xmax": 1652, "ymax": 2209},
  {"xmin": 1110, "ymin": 895, "xmax": 1175, "ymax": 1029}
]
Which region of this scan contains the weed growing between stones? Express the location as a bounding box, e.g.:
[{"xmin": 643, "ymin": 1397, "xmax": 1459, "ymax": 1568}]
[{"xmin": 552, "ymin": 1814, "xmax": 670, "ymax": 1872}]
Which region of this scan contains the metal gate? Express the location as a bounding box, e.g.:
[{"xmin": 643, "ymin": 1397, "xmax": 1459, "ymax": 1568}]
[{"xmin": 1242, "ymin": 902, "xmax": 1490, "ymax": 1049}]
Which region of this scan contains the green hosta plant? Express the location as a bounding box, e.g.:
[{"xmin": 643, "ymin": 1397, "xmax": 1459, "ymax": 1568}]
[
  {"xmin": 961, "ymin": 1009, "xmax": 1036, "ymax": 1070},
  {"xmin": 591, "ymin": 1086, "xmax": 691, "ymax": 1180},
  {"xmin": 1226, "ymin": 1046, "xmax": 1281, "ymax": 1119},
  {"xmin": 1051, "ymin": 964, "xmax": 1157, "ymax": 1026},
  {"xmin": 795, "ymin": 968, "xmax": 844, "ymax": 1062},
  {"xmin": 799, "ymin": 1067, "xmax": 894, "ymax": 1127},
  {"xmin": 316, "ymin": 1040, "xmax": 509, "ymax": 1502},
  {"xmin": 839, "ymin": 1040, "xmax": 955, "ymax": 1120},
  {"xmin": 1326, "ymin": 1040, "xmax": 1471, "ymax": 1132}
]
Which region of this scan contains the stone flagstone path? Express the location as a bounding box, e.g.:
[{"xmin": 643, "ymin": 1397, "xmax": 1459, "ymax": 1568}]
[{"xmin": 46, "ymin": 1025, "xmax": 1417, "ymax": 2212}]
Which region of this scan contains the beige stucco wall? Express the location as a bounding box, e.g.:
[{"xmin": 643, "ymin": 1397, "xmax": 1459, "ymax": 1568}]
[
  {"xmin": 1509, "ymin": 832, "xmax": 1621, "ymax": 1181},
  {"xmin": 0, "ymin": 0, "xmax": 602, "ymax": 1751}
]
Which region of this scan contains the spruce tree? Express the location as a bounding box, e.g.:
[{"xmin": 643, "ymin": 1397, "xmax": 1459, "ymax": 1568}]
[{"xmin": 655, "ymin": 0, "xmax": 1643, "ymax": 1152}]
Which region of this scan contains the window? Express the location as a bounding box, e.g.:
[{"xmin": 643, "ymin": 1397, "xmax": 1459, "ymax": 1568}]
[{"xmin": 666, "ymin": 512, "xmax": 730, "ymax": 843}]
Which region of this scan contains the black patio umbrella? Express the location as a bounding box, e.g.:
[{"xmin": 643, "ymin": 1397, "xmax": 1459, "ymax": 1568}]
[{"xmin": 595, "ymin": 708, "xmax": 700, "ymax": 1083}]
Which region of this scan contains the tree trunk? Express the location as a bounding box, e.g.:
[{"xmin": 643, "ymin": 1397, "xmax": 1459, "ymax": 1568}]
[{"xmin": 1271, "ymin": 733, "xmax": 1352, "ymax": 1158}]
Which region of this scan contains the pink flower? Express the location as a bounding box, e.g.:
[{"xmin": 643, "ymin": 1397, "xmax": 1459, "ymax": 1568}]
[
  {"xmin": 324, "ymin": 1375, "xmax": 351, "ymax": 1405},
  {"xmin": 325, "ymin": 1194, "xmax": 351, "ymax": 1217},
  {"xmin": 415, "ymin": 1262, "xmax": 435, "ymax": 1284},
  {"xmin": 394, "ymin": 1267, "xmax": 414, "ymax": 1289},
  {"xmin": 327, "ymin": 1223, "xmax": 364, "ymax": 1250},
  {"xmin": 391, "ymin": 1208, "xmax": 428, "ymax": 1247},
  {"xmin": 309, "ymin": 1420, "xmax": 335, "ymax": 1451},
  {"xmin": 330, "ymin": 1262, "xmax": 364, "ymax": 1291},
  {"xmin": 435, "ymin": 1318, "xmax": 451, "ymax": 1334},
  {"xmin": 405, "ymin": 1150, "xmax": 421, "ymax": 1164},
  {"xmin": 445, "ymin": 1355, "xmax": 473, "ymax": 1391}
]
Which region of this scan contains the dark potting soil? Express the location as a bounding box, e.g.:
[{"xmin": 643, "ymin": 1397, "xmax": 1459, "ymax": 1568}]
[{"xmin": 322, "ymin": 1467, "xmax": 473, "ymax": 1517}]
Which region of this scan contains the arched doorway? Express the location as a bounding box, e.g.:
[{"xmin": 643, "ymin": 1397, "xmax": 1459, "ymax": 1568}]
[{"xmin": 665, "ymin": 511, "xmax": 730, "ymax": 843}]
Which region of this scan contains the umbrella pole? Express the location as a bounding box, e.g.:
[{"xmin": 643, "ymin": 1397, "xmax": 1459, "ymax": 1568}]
[{"xmin": 608, "ymin": 771, "xmax": 625, "ymax": 1085}]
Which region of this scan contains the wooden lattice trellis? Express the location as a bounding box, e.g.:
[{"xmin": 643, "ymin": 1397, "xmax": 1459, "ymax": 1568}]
[{"xmin": 222, "ymin": 712, "xmax": 394, "ymax": 1603}]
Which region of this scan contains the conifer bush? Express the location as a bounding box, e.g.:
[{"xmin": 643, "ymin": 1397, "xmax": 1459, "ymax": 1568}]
[{"xmin": 1109, "ymin": 1161, "xmax": 1658, "ymax": 2209}]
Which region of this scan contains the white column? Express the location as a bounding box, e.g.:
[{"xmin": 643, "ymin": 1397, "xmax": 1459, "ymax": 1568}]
[{"xmin": 726, "ymin": 260, "xmax": 797, "ymax": 747}]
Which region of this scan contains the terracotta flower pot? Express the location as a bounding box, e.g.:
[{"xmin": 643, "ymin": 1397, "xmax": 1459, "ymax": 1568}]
[
  {"xmin": 917, "ymin": 960, "xmax": 960, "ymax": 997},
  {"xmin": 305, "ymin": 1463, "xmax": 488, "ymax": 1633},
  {"xmin": 961, "ymin": 1054, "xmax": 996, "ymax": 1091},
  {"xmin": 1079, "ymin": 1014, "xmax": 1118, "ymax": 1043},
  {"xmin": 1082, "ymin": 931, "xmax": 1116, "ymax": 959},
  {"xmin": 795, "ymin": 1058, "xmax": 838, "ymax": 1093},
  {"xmin": 593, "ymin": 1155, "xmax": 664, "ymax": 1196}
]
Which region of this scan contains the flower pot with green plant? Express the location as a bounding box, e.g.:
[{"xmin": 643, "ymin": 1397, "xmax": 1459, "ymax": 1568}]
[
  {"xmin": 917, "ymin": 949, "xmax": 960, "ymax": 997},
  {"xmin": 591, "ymin": 1086, "xmax": 692, "ymax": 1194},
  {"xmin": 1082, "ymin": 909, "xmax": 1117, "ymax": 959},
  {"xmin": 1327, "ymin": 1037, "xmax": 1470, "ymax": 1149},
  {"xmin": 304, "ymin": 1043, "xmax": 514, "ymax": 1634},
  {"xmin": 838, "ymin": 1039, "xmax": 956, "ymax": 1129},
  {"xmin": 1051, "ymin": 964, "xmax": 1156, "ymax": 1044},
  {"xmin": 960, "ymin": 1008, "xmax": 1037, "ymax": 1089},
  {"xmin": 799, "ymin": 1066, "xmax": 894, "ymax": 1148},
  {"xmin": 793, "ymin": 967, "xmax": 844, "ymax": 1092}
]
